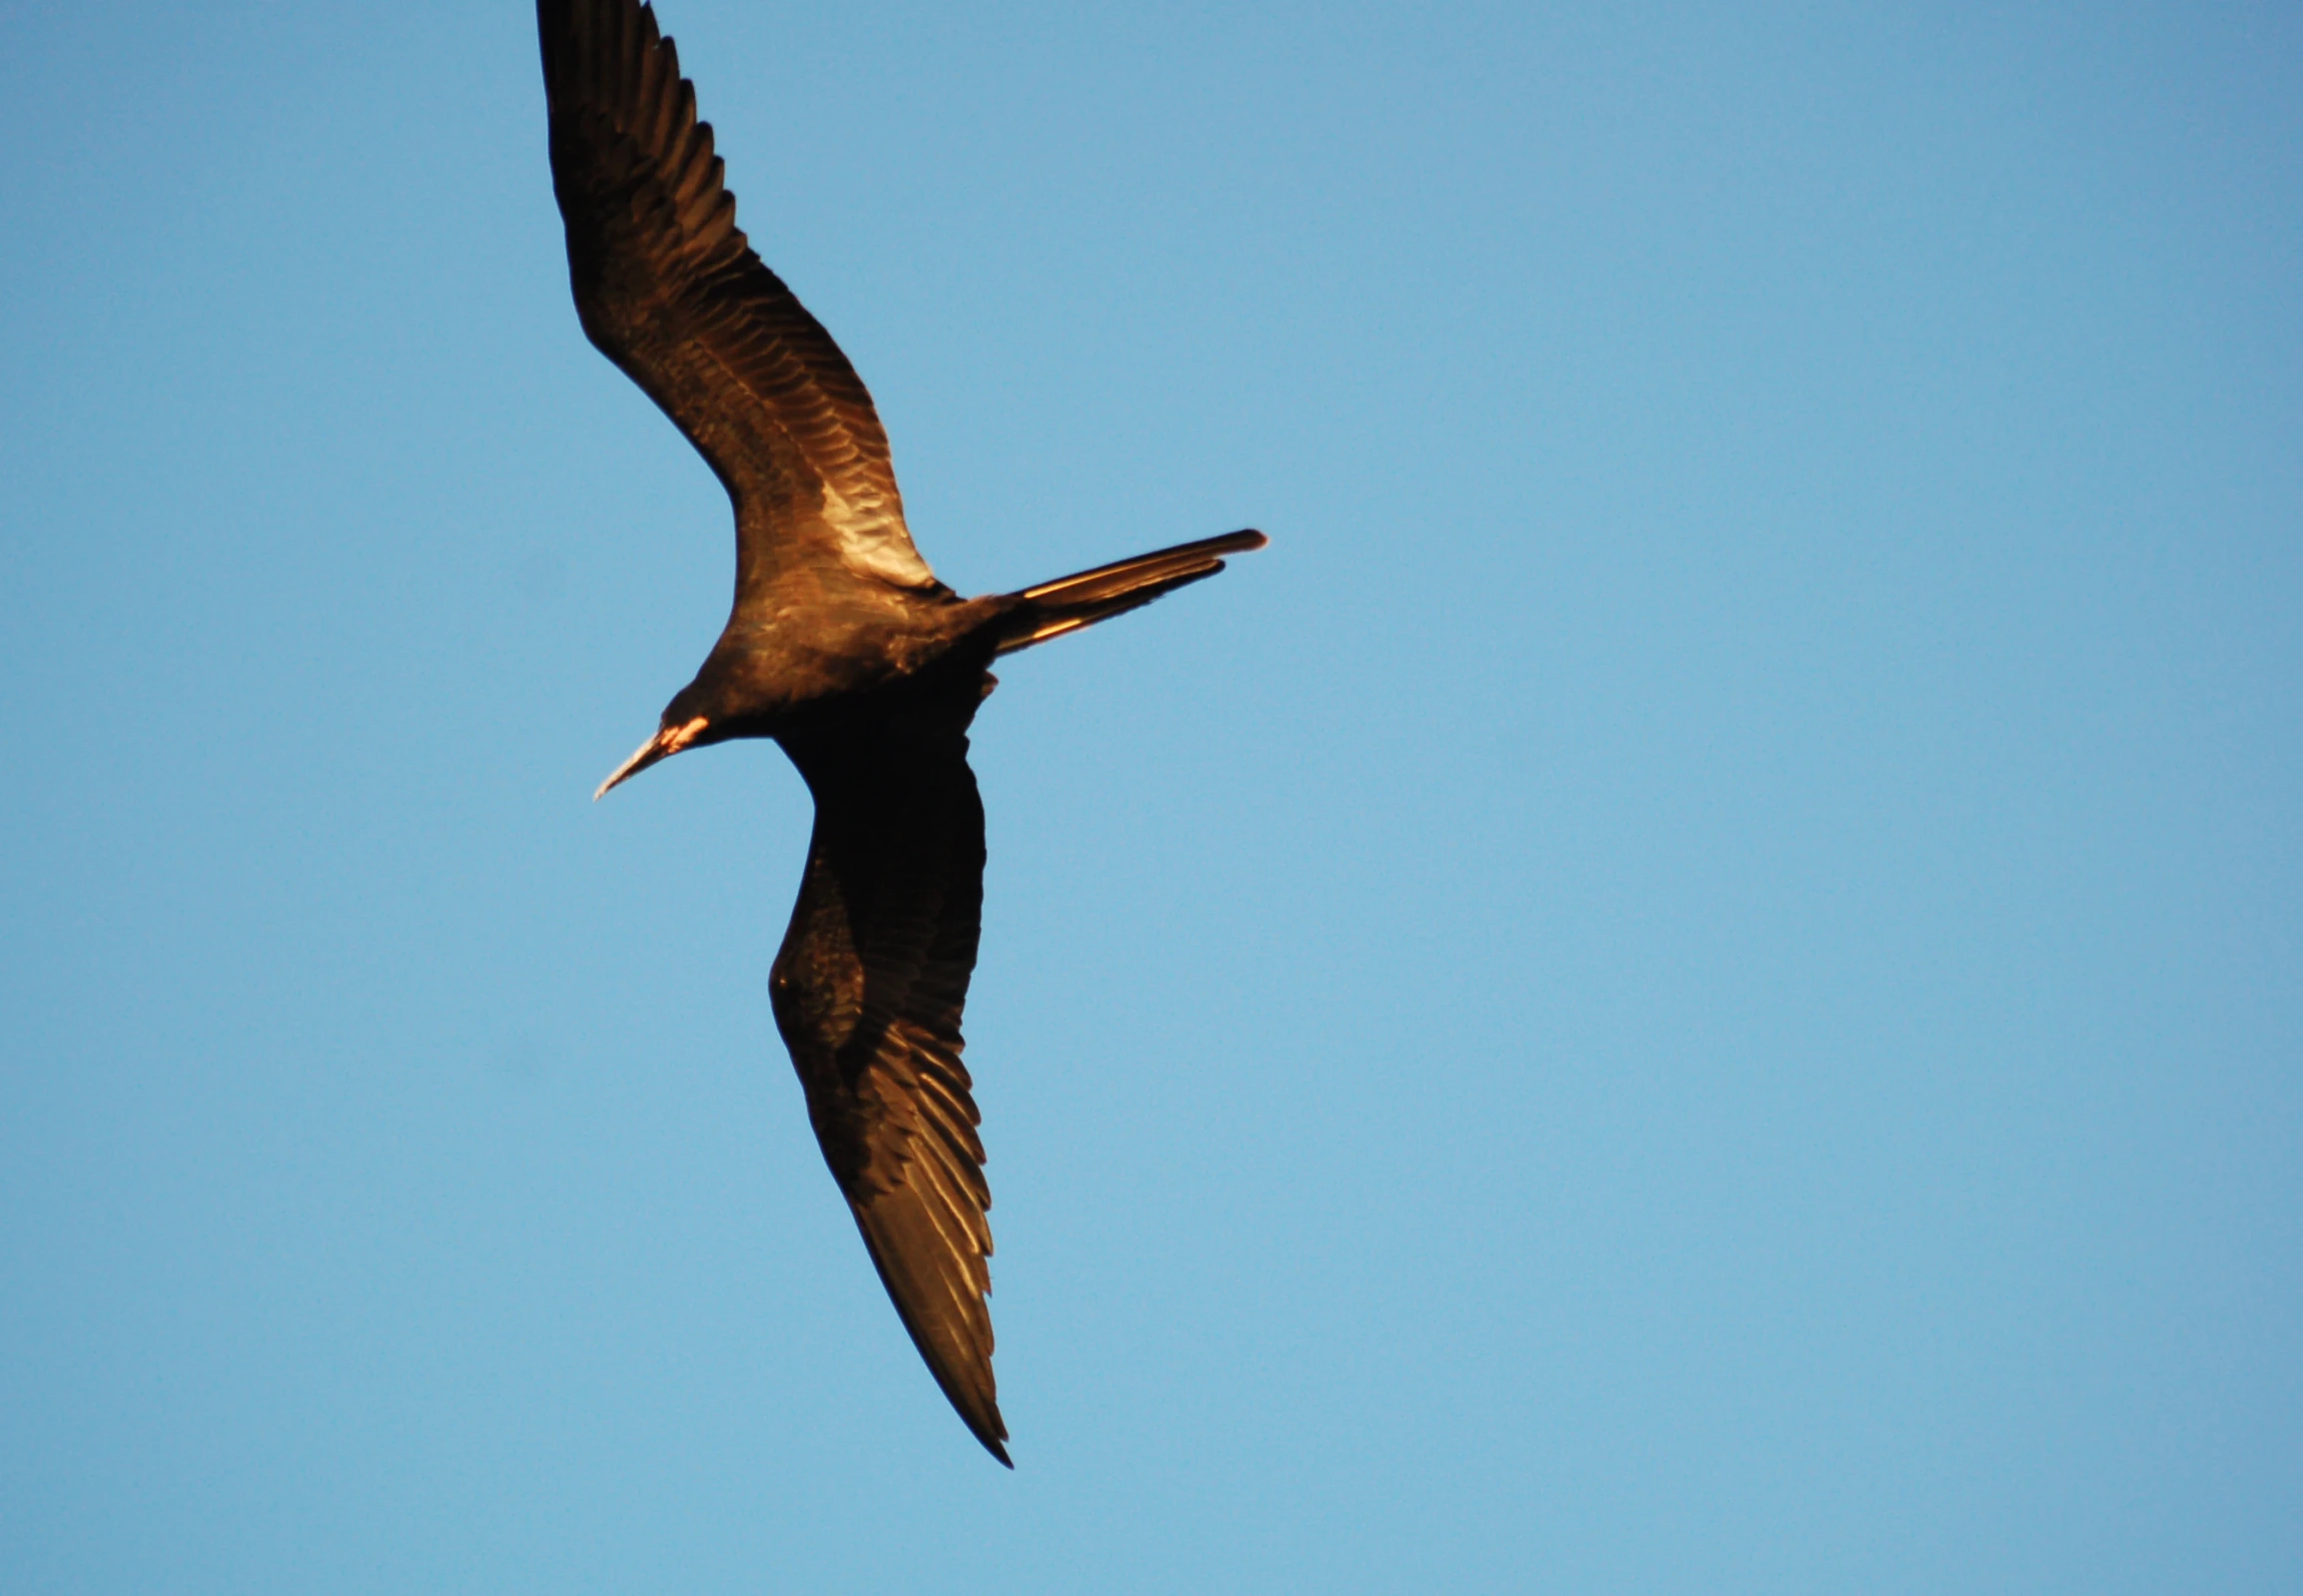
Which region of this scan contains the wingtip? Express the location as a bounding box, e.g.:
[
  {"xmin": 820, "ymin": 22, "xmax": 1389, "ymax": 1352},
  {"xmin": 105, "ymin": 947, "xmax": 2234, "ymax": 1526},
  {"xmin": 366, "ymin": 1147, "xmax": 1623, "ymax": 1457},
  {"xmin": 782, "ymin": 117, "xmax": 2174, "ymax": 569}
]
[
  {"xmin": 967, "ymin": 1399, "xmax": 1014, "ymax": 1467},
  {"xmin": 958, "ymin": 1394, "xmax": 1014, "ymax": 1468}
]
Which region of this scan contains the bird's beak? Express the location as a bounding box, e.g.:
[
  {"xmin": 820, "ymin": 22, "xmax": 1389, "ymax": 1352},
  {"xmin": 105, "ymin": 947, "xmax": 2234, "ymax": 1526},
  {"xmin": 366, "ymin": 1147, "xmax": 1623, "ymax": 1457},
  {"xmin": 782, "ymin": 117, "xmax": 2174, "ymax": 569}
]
[{"xmin": 594, "ymin": 716, "xmax": 710, "ymax": 800}]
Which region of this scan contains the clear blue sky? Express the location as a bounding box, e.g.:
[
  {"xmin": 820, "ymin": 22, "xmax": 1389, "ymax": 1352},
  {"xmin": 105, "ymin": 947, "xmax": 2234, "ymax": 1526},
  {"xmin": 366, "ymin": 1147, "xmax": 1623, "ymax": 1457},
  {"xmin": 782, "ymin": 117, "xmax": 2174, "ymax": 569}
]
[{"xmin": 4, "ymin": 2, "xmax": 2298, "ymax": 1590}]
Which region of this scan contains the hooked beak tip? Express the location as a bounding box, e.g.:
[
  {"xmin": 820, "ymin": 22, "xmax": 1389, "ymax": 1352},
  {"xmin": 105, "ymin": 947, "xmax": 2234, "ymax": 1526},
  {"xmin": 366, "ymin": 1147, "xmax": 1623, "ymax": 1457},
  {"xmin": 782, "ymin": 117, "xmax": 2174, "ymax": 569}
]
[
  {"xmin": 593, "ymin": 716, "xmax": 709, "ymax": 801},
  {"xmin": 592, "ymin": 758, "xmax": 646, "ymax": 802}
]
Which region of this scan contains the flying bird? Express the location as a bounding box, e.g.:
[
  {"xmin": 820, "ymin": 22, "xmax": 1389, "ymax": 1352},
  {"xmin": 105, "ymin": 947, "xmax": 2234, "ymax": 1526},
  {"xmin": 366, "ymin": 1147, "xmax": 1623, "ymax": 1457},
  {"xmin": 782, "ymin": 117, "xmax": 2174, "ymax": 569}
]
[{"xmin": 537, "ymin": 0, "xmax": 1263, "ymax": 1465}]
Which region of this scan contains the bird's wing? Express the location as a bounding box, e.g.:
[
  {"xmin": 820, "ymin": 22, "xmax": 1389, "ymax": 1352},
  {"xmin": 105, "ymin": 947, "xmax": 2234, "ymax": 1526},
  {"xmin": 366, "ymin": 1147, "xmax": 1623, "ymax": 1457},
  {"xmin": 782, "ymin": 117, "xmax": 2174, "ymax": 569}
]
[
  {"xmin": 770, "ymin": 688, "xmax": 1006, "ymax": 1463},
  {"xmin": 538, "ymin": 0, "xmax": 939, "ymax": 595}
]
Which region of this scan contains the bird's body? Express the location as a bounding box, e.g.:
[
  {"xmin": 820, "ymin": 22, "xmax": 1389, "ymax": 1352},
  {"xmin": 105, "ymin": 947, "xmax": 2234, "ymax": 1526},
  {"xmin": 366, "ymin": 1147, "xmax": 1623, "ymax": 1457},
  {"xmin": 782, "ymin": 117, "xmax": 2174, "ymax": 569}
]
[{"xmin": 537, "ymin": 0, "xmax": 1261, "ymax": 1465}]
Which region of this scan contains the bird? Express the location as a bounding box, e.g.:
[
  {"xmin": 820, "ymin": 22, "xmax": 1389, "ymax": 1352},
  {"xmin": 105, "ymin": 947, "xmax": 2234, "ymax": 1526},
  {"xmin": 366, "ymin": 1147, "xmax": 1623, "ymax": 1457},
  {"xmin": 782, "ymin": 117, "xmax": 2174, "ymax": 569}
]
[{"xmin": 536, "ymin": 0, "xmax": 1263, "ymax": 1466}]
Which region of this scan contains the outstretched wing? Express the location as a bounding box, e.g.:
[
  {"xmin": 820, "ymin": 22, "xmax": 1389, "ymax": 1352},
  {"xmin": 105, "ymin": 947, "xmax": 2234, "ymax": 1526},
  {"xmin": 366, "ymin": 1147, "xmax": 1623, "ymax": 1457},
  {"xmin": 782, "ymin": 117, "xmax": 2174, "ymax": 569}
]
[
  {"xmin": 769, "ymin": 688, "xmax": 1006, "ymax": 1463},
  {"xmin": 537, "ymin": 0, "xmax": 940, "ymax": 595}
]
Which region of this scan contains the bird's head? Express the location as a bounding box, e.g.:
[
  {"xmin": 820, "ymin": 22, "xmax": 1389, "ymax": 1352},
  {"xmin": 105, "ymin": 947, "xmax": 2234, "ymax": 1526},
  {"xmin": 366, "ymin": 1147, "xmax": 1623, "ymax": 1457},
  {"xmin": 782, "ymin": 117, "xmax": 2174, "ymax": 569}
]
[{"xmin": 594, "ymin": 704, "xmax": 713, "ymax": 800}]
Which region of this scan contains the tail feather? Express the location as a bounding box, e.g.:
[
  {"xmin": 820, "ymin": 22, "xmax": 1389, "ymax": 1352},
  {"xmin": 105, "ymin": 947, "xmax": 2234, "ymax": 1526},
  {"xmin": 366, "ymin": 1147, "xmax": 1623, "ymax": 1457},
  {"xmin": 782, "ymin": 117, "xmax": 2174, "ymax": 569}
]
[{"xmin": 996, "ymin": 529, "xmax": 1266, "ymax": 654}]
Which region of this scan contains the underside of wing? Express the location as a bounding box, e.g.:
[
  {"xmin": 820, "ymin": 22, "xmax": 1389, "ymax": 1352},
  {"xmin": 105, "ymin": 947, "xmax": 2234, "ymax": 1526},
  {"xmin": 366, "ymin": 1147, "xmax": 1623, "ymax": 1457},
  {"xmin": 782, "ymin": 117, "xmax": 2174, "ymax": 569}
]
[
  {"xmin": 768, "ymin": 676, "xmax": 1006, "ymax": 1463},
  {"xmin": 537, "ymin": 0, "xmax": 938, "ymax": 594}
]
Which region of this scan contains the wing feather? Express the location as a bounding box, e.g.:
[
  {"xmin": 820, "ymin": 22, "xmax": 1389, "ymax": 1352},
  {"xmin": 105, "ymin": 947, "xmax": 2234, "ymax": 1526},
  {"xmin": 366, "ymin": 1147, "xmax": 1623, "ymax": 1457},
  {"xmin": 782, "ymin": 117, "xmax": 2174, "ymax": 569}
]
[
  {"xmin": 537, "ymin": 0, "xmax": 940, "ymax": 595},
  {"xmin": 768, "ymin": 683, "xmax": 1008, "ymax": 1464}
]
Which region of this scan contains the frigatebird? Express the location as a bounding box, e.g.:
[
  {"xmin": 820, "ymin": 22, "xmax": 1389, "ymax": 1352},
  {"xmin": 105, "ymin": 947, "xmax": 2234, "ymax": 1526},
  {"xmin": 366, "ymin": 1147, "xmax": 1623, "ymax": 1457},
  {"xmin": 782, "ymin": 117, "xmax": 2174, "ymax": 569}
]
[{"xmin": 537, "ymin": 0, "xmax": 1263, "ymax": 1465}]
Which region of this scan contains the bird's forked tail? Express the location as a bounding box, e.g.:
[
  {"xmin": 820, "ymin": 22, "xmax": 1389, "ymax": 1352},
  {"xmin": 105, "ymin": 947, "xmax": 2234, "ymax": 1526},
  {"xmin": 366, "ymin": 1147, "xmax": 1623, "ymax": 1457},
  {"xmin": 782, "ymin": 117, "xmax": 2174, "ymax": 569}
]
[{"xmin": 994, "ymin": 529, "xmax": 1267, "ymax": 655}]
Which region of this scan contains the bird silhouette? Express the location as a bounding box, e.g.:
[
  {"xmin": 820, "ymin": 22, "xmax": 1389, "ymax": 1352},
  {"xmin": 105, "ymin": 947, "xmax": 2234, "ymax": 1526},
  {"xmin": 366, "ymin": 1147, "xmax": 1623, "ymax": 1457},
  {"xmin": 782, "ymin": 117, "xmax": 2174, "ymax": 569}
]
[{"xmin": 538, "ymin": 0, "xmax": 1263, "ymax": 1465}]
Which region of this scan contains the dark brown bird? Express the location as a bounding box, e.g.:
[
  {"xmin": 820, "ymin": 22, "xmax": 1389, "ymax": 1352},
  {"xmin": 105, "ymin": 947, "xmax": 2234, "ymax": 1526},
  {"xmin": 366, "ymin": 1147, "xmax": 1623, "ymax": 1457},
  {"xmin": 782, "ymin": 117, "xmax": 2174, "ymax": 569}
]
[{"xmin": 537, "ymin": 0, "xmax": 1263, "ymax": 1465}]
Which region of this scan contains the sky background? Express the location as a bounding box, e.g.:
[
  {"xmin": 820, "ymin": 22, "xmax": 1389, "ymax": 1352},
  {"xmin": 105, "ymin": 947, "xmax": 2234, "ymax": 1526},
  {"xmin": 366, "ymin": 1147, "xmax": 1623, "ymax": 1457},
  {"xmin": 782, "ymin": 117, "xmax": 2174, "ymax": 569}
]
[{"xmin": 3, "ymin": 1, "xmax": 2299, "ymax": 1590}]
